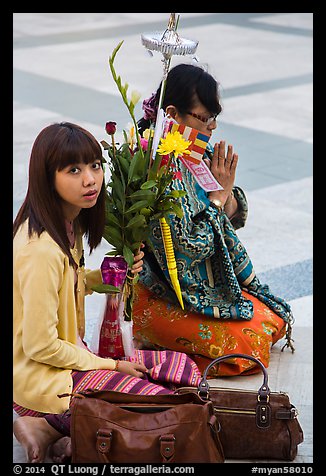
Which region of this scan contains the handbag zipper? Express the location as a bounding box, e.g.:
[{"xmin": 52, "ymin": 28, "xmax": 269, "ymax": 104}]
[
  {"xmin": 209, "ymin": 386, "xmax": 288, "ymax": 397},
  {"xmin": 179, "ymin": 386, "xmax": 288, "ymax": 397},
  {"xmin": 214, "ymin": 408, "xmax": 256, "ymax": 415}
]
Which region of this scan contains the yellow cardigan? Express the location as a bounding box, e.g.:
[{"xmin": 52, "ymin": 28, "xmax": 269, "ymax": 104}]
[{"xmin": 13, "ymin": 220, "xmax": 116, "ymax": 414}]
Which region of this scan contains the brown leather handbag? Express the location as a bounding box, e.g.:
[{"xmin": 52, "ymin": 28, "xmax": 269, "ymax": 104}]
[
  {"xmin": 177, "ymin": 353, "xmax": 304, "ymax": 461},
  {"xmin": 70, "ymin": 389, "xmax": 225, "ymax": 463}
]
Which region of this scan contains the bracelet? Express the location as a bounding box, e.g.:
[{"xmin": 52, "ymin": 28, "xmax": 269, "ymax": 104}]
[{"xmin": 114, "ymin": 359, "xmax": 120, "ymax": 371}]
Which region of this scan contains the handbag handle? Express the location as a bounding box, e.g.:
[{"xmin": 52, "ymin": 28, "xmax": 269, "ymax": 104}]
[
  {"xmin": 198, "ymin": 353, "xmax": 270, "ymax": 402},
  {"xmin": 96, "ymin": 429, "xmax": 176, "ymax": 463}
]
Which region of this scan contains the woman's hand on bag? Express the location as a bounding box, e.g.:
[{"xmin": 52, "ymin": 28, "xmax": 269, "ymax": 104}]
[
  {"xmin": 206, "ymin": 140, "xmax": 238, "ymax": 206},
  {"xmin": 116, "ymin": 360, "xmax": 148, "ymax": 378},
  {"xmin": 131, "ymin": 243, "xmax": 145, "ymax": 275}
]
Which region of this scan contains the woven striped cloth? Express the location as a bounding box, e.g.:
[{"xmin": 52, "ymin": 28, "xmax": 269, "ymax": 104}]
[{"xmin": 13, "ymin": 349, "xmax": 201, "ymax": 417}]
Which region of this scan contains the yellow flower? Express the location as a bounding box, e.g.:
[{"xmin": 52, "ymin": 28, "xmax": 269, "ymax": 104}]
[
  {"xmin": 142, "ymin": 128, "xmax": 153, "ymax": 140},
  {"xmin": 157, "ymin": 131, "xmax": 192, "ymax": 158},
  {"xmin": 125, "ymin": 122, "xmax": 136, "ymax": 148}
]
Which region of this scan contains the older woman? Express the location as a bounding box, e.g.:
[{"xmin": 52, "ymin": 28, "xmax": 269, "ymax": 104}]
[{"xmin": 134, "ymin": 63, "xmax": 294, "ymax": 377}]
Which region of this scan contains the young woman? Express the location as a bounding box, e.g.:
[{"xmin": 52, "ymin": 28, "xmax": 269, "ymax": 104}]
[
  {"xmin": 13, "ymin": 122, "xmax": 201, "ymax": 463},
  {"xmin": 134, "ymin": 63, "xmax": 294, "ymax": 376}
]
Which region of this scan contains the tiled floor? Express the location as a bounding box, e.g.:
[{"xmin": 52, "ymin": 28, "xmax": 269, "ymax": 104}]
[{"xmin": 13, "ymin": 13, "xmax": 313, "ymax": 465}]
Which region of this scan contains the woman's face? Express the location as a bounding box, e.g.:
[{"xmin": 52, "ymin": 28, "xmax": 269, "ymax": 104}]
[
  {"xmin": 173, "ymin": 100, "xmax": 218, "ymax": 138},
  {"xmin": 54, "ymin": 159, "xmax": 104, "ymax": 220}
]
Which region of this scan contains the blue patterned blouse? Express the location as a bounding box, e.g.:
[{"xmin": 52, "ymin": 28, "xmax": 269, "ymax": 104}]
[{"xmin": 139, "ymin": 145, "xmax": 293, "ymax": 325}]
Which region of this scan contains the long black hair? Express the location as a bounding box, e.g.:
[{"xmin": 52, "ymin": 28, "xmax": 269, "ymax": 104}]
[
  {"xmin": 138, "ymin": 63, "xmax": 222, "ymax": 134},
  {"xmin": 13, "ymin": 122, "xmax": 106, "ymax": 267}
]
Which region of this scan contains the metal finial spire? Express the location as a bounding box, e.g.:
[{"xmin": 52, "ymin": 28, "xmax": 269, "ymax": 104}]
[{"xmin": 141, "ymin": 13, "xmax": 198, "ymax": 69}]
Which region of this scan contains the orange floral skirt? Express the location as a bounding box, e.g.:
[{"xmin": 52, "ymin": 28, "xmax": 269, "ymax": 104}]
[{"xmin": 133, "ymin": 283, "xmax": 286, "ymax": 377}]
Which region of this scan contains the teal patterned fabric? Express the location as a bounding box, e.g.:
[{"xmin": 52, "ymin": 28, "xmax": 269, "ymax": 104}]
[{"xmin": 140, "ymin": 145, "xmax": 293, "ymax": 325}]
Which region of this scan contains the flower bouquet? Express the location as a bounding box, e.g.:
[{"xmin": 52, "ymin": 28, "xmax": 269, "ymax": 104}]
[{"xmin": 92, "ymin": 41, "xmax": 190, "ymax": 356}]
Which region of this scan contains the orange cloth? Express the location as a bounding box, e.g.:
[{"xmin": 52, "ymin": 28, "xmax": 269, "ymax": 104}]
[{"xmin": 133, "ymin": 283, "xmax": 286, "ymax": 377}]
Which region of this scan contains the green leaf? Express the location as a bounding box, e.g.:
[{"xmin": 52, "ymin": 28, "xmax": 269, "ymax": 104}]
[
  {"xmin": 123, "ymin": 130, "xmax": 129, "ymax": 144},
  {"xmin": 129, "ymin": 189, "xmax": 156, "ymax": 201},
  {"xmin": 117, "ymin": 155, "xmax": 130, "ymax": 177},
  {"xmin": 151, "ymin": 212, "xmax": 164, "ymax": 220},
  {"xmin": 130, "ymin": 242, "xmax": 142, "ymax": 252},
  {"xmin": 170, "ymin": 202, "xmax": 184, "ymax": 218},
  {"xmin": 103, "ymin": 225, "xmax": 123, "ymax": 248},
  {"xmin": 91, "ymin": 284, "xmax": 121, "ymax": 294},
  {"xmin": 106, "ymin": 213, "xmax": 120, "ymax": 227},
  {"xmin": 149, "ymin": 152, "xmax": 163, "ymax": 175},
  {"xmin": 140, "ymin": 180, "xmax": 157, "ymax": 190},
  {"xmin": 125, "ymin": 214, "xmax": 146, "ymax": 229},
  {"xmin": 128, "ymin": 150, "xmax": 145, "ymax": 184},
  {"xmin": 105, "ymin": 249, "xmax": 119, "ymax": 256},
  {"xmin": 115, "ymin": 199, "xmax": 124, "ymax": 214},
  {"xmin": 126, "ymin": 200, "xmax": 153, "ymax": 214},
  {"xmin": 123, "ymin": 245, "xmax": 134, "ymax": 267},
  {"xmin": 158, "ymin": 166, "xmax": 169, "ymax": 179},
  {"xmin": 167, "ymin": 190, "xmax": 187, "ymax": 198},
  {"xmin": 133, "ymin": 227, "xmax": 149, "ymax": 243},
  {"xmin": 140, "ymin": 207, "xmax": 152, "ymax": 217},
  {"xmin": 111, "ymin": 173, "xmax": 125, "ymax": 205}
]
